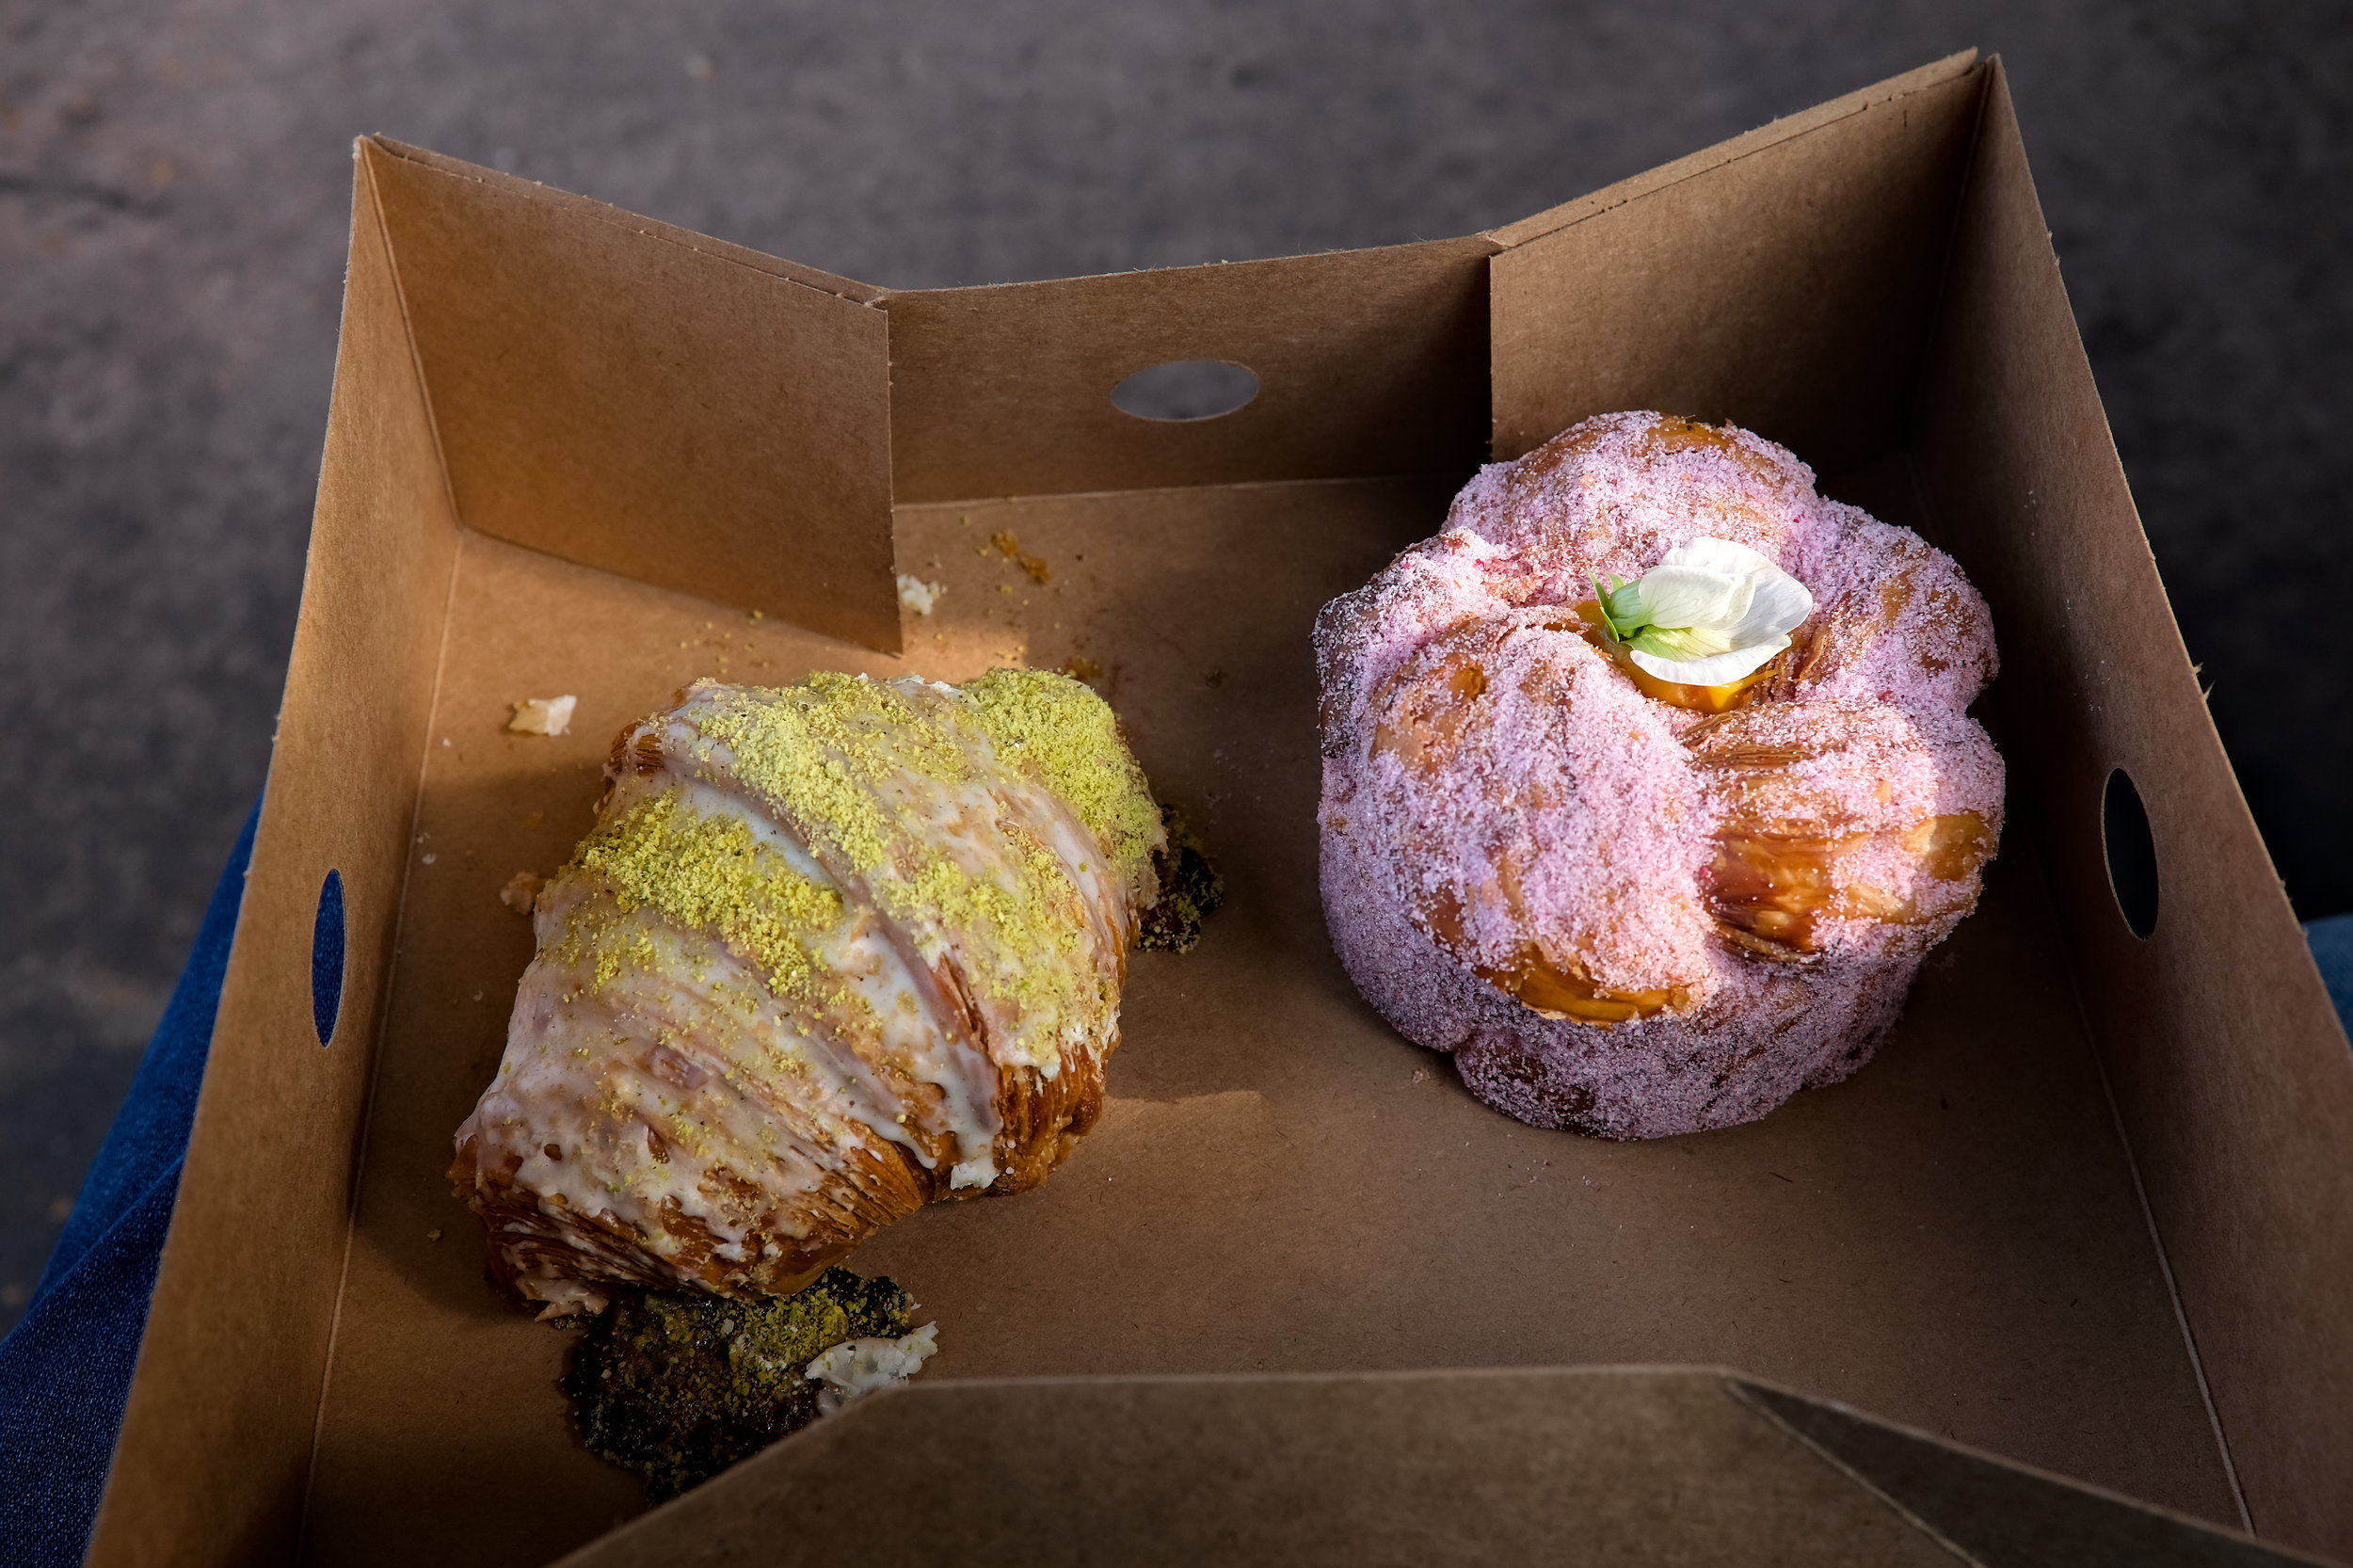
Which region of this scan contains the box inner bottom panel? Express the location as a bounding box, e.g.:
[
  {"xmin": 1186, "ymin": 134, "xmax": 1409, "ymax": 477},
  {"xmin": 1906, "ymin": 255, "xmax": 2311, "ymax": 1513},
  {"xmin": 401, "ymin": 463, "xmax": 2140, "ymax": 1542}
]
[{"xmin": 297, "ymin": 472, "xmax": 2236, "ymax": 1566}]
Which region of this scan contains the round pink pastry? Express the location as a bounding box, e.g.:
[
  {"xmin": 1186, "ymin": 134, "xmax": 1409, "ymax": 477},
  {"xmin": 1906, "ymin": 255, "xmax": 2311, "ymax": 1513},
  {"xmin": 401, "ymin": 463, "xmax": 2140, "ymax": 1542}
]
[{"xmin": 1315, "ymin": 411, "xmax": 2002, "ymax": 1139}]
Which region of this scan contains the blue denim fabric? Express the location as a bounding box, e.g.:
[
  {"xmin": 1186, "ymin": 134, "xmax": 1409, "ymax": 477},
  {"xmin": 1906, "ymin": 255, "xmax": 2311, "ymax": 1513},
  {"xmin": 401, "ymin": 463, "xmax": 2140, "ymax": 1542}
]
[
  {"xmin": 0, "ymin": 807, "xmax": 256, "ymax": 1568},
  {"xmin": 2307, "ymin": 913, "xmax": 2353, "ymax": 1044},
  {"xmin": 1, "ymin": 813, "xmax": 2348, "ymax": 1568}
]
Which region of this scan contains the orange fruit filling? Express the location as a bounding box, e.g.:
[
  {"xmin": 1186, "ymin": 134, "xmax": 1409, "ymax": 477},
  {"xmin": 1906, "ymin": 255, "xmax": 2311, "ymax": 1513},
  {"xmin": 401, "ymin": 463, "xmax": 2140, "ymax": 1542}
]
[
  {"xmin": 1416, "ymin": 886, "xmax": 1683, "ymax": 1027},
  {"xmin": 1568, "ymin": 600, "xmax": 1780, "ymax": 713},
  {"xmin": 1474, "ymin": 948, "xmax": 1685, "ymax": 1024}
]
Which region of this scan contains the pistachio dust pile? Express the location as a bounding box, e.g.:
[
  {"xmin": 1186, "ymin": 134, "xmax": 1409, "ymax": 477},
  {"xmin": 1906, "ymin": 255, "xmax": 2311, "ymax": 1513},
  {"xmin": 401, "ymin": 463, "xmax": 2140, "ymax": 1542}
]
[{"xmin": 564, "ymin": 1268, "xmax": 915, "ymax": 1502}]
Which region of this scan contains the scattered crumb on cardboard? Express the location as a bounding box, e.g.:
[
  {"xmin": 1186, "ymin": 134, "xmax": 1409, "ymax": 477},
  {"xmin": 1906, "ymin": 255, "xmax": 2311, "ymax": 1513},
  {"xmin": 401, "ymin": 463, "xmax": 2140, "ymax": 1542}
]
[
  {"xmin": 984, "ymin": 530, "xmax": 1051, "ymax": 584},
  {"xmin": 1137, "ymin": 805, "xmax": 1224, "ymax": 954},
  {"xmin": 895, "ymin": 574, "xmax": 946, "ymax": 616},
  {"xmin": 1063, "ymin": 654, "xmax": 1106, "ymax": 685},
  {"xmin": 509, "ymin": 695, "xmax": 577, "ymax": 736},
  {"xmin": 501, "ymin": 872, "xmax": 546, "ymax": 915},
  {"xmin": 566, "ymin": 1269, "xmax": 919, "ymax": 1503}
]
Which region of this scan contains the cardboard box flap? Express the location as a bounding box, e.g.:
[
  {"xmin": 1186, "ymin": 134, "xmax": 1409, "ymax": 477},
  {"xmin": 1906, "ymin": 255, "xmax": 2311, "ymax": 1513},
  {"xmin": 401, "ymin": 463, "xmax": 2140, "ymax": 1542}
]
[
  {"xmin": 1912, "ymin": 60, "xmax": 2353, "ymax": 1555},
  {"xmin": 1744, "ymin": 1381, "xmax": 2326, "ymax": 1568},
  {"xmin": 1484, "ymin": 57, "xmax": 1984, "ymax": 476},
  {"xmin": 553, "ymin": 1368, "xmax": 2323, "ymax": 1568},
  {"xmin": 1482, "ymin": 49, "xmax": 1981, "ymax": 251},
  {"xmin": 359, "ymin": 138, "xmax": 900, "ymax": 651},
  {"xmin": 89, "ymin": 143, "xmax": 466, "ymax": 1568},
  {"xmin": 882, "ymin": 236, "xmax": 1497, "ymax": 504}
]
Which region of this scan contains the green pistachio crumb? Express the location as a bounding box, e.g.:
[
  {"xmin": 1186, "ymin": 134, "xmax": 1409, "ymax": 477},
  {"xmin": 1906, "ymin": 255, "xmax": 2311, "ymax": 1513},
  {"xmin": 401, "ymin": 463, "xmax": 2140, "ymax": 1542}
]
[{"xmin": 563, "ymin": 1268, "xmax": 915, "ymax": 1503}]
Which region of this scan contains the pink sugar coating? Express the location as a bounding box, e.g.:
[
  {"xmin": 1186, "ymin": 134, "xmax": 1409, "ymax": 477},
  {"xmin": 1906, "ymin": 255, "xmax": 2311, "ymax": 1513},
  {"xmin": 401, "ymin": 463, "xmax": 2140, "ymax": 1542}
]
[
  {"xmin": 1314, "ymin": 411, "xmax": 2005, "ymax": 1140},
  {"xmin": 1371, "ymin": 613, "xmax": 1718, "ymax": 998}
]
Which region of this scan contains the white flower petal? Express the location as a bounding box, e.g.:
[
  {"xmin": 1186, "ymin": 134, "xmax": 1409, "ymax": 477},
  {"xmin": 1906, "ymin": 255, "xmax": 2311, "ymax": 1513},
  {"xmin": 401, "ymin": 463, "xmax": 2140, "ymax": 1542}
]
[
  {"xmin": 1610, "ymin": 536, "xmax": 1812, "ymax": 691},
  {"xmin": 1660, "ymin": 536, "xmax": 1777, "ymax": 578},
  {"xmin": 1635, "ymin": 565, "xmax": 1750, "ymax": 629},
  {"xmin": 1629, "ymin": 634, "xmax": 1792, "ymax": 687},
  {"xmin": 1724, "ymin": 568, "xmax": 1814, "ymax": 645}
]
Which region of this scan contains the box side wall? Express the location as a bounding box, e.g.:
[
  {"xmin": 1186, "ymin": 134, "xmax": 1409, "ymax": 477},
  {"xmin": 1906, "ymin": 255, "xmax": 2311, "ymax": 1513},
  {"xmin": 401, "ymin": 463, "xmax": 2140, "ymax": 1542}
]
[
  {"xmin": 84, "ymin": 149, "xmax": 464, "ymax": 1568},
  {"xmin": 1913, "ymin": 64, "xmax": 2353, "ymax": 1559},
  {"xmin": 1487, "ymin": 63, "xmax": 1985, "ymax": 473},
  {"xmin": 1482, "ymin": 50, "xmax": 1979, "ymax": 251},
  {"xmin": 361, "ymin": 140, "xmax": 901, "ymax": 652},
  {"xmin": 884, "ymin": 236, "xmax": 1496, "ymax": 504},
  {"xmin": 367, "ymin": 139, "xmax": 889, "ymax": 306}
]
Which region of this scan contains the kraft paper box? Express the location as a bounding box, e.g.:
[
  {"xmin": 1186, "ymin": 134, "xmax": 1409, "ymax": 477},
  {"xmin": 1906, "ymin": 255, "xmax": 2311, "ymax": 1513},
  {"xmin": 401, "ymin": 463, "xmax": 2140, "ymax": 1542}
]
[{"xmin": 84, "ymin": 51, "xmax": 2353, "ymax": 1567}]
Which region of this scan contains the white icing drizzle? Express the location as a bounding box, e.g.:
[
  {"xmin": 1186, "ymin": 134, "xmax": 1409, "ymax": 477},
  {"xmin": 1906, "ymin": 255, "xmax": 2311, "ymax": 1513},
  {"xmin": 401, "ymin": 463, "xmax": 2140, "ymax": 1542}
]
[{"xmin": 807, "ymin": 1321, "xmax": 939, "ymax": 1414}]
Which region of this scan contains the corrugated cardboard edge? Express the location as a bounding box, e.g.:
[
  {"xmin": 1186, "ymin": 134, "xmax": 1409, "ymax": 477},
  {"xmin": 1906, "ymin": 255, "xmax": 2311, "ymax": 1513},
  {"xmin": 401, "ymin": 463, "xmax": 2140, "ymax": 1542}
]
[{"xmin": 86, "ymin": 142, "xmax": 467, "ymax": 1568}]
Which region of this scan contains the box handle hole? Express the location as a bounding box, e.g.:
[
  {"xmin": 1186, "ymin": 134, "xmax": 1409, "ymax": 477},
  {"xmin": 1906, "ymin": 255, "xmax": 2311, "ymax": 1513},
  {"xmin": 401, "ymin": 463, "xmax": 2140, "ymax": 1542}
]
[
  {"xmin": 2102, "ymin": 768, "xmax": 2160, "ymax": 939},
  {"xmin": 312, "ymin": 868, "xmax": 346, "ymax": 1046},
  {"xmin": 1112, "ymin": 360, "xmax": 1258, "ymax": 422}
]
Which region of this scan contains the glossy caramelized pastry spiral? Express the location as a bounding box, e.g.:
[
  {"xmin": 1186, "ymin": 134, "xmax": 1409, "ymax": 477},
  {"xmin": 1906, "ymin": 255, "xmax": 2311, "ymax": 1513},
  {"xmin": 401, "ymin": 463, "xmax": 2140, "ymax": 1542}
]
[
  {"xmin": 1316, "ymin": 411, "xmax": 2002, "ymax": 1139},
  {"xmin": 452, "ymin": 671, "xmax": 1165, "ymax": 1315}
]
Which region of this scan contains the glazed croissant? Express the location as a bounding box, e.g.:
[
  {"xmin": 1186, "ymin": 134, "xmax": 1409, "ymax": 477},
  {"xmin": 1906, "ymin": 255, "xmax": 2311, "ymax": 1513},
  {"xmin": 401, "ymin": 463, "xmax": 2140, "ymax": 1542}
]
[{"xmin": 452, "ymin": 671, "xmax": 1166, "ymax": 1315}]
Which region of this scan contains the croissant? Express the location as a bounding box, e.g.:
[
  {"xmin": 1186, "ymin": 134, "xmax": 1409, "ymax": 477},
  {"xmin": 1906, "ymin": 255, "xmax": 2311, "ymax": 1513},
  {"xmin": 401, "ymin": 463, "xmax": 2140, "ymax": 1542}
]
[
  {"xmin": 1317, "ymin": 411, "xmax": 2003, "ymax": 1139},
  {"xmin": 452, "ymin": 671, "xmax": 1166, "ymax": 1315}
]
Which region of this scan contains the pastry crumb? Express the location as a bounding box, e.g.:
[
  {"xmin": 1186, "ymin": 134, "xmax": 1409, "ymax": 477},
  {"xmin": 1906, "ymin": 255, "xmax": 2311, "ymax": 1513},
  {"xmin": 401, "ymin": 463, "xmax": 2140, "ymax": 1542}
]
[
  {"xmin": 426, "ymin": 1228, "xmax": 442, "ymax": 1241},
  {"xmin": 807, "ymin": 1321, "xmax": 938, "ymax": 1415},
  {"xmin": 895, "ymin": 574, "xmax": 946, "ymax": 616},
  {"xmin": 509, "ymin": 696, "xmax": 577, "ymax": 736},
  {"xmin": 985, "ymin": 530, "xmax": 1051, "ymax": 584},
  {"xmin": 1137, "ymin": 805, "xmax": 1224, "ymax": 954},
  {"xmin": 566, "ymin": 1269, "xmax": 919, "ymax": 1503},
  {"xmin": 501, "ymin": 871, "xmax": 545, "ymax": 914}
]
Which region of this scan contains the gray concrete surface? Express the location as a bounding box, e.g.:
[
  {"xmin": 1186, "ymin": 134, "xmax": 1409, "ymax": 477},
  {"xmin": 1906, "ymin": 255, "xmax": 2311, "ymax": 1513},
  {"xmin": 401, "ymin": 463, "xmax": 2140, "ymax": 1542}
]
[{"xmin": 3, "ymin": 0, "xmax": 2348, "ymax": 1330}]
